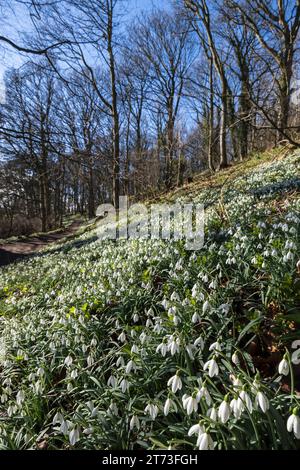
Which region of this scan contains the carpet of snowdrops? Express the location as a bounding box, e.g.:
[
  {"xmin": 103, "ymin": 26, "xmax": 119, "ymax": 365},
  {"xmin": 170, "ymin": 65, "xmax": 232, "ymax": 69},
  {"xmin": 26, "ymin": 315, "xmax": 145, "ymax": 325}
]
[{"xmin": 0, "ymin": 151, "xmax": 300, "ymax": 450}]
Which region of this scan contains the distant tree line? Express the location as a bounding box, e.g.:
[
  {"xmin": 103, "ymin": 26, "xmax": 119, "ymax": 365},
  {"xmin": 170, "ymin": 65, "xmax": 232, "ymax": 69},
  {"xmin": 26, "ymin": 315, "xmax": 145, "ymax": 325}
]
[{"xmin": 0, "ymin": 0, "xmax": 300, "ymax": 236}]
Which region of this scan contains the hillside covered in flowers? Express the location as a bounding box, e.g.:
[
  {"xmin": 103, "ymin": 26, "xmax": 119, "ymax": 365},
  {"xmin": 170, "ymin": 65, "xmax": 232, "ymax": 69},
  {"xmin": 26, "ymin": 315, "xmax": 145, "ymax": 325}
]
[{"xmin": 0, "ymin": 149, "xmax": 299, "ymax": 450}]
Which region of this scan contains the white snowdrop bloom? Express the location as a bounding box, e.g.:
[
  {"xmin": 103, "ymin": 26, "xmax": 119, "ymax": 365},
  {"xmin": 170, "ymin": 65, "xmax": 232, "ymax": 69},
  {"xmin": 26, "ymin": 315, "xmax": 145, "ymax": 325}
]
[
  {"xmin": 219, "ymin": 303, "xmax": 230, "ymax": 314},
  {"xmin": 198, "ymin": 432, "xmax": 214, "ymax": 450},
  {"xmin": 53, "ymin": 412, "xmax": 64, "ymax": 425},
  {"xmin": 255, "ymin": 391, "xmax": 269, "ymax": 413},
  {"xmin": 239, "ymin": 390, "xmax": 253, "ymax": 413},
  {"xmin": 83, "ymin": 427, "xmax": 94, "ymax": 435},
  {"xmin": 116, "ymin": 356, "xmax": 125, "ymax": 368},
  {"xmin": 70, "ymin": 369, "xmax": 78, "ymax": 379},
  {"xmin": 16, "ymin": 390, "xmax": 25, "ymax": 406},
  {"xmin": 82, "ymin": 344, "xmax": 88, "ymax": 354},
  {"xmin": 278, "ymin": 357, "xmax": 289, "ymax": 376},
  {"xmin": 59, "ymin": 419, "xmax": 69, "ymax": 435},
  {"xmin": 146, "ymin": 318, "xmax": 153, "ymax": 328},
  {"xmin": 107, "ymin": 375, "xmax": 117, "ymax": 388},
  {"xmin": 173, "ymin": 315, "xmax": 180, "ymax": 326},
  {"xmin": 232, "ymin": 352, "xmax": 240, "ymax": 365},
  {"xmin": 209, "ymin": 280, "xmax": 217, "ymax": 289},
  {"xmin": 118, "ymin": 331, "xmax": 126, "ymax": 343},
  {"xmin": 129, "ymin": 415, "xmax": 140, "ymax": 431},
  {"xmin": 133, "ymin": 313, "xmax": 139, "ymax": 323},
  {"xmin": 197, "ymin": 386, "xmax": 212, "ymax": 406},
  {"xmin": 69, "ymin": 426, "xmax": 80, "ymax": 446},
  {"xmin": 67, "ymin": 382, "xmax": 74, "ymax": 393},
  {"xmin": 120, "ymin": 378, "xmax": 130, "ymax": 393},
  {"xmin": 167, "ymin": 373, "xmax": 182, "ymax": 394},
  {"xmin": 144, "ymin": 404, "xmax": 159, "ymax": 420},
  {"xmin": 64, "ymin": 355, "xmax": 73, "ymax": 367},
  {"xmin": 156, "ymin": 342, "xmax": 167, "ymax": 357},
  {"xmin": 194, "ymin": 336, "xmax": 205, "ymax": 350},
  {"xmin": 168, "ymin": 306, "xmax": 177, "ymax": 317},
  {"xmin": 203, "ymin": 301, "xmax": 210, "ymax": 314},
  {"xmin": 207, "ymin": 407, "xmax": 218, "ymax": 422},
  {"xmin": 161, "ymin": 298, "xmax": 169, "ymax": 309},
  {"xmin": 125, "ymin": 360, "xmax": 137, "ymax": 374},
  {"xmin": 87, "ymin": 355, "xmax": 94, "ymax": 367},
  {"xmin": 192, "ymin": 312, "xmax": 201, "ymax": 324},
  {"xmin": 230, "ymin": 397, "xmax": 243, "ymax": 419},
  {"xmin": 287, "ymin": 412, "xmax": 300, "ymax": 439},
  {"xmin": 139, "ymin": 332, "xmax": 147, "ymax": 345},
  {"xmin": 90, "ymin": 337, "xmax": 98, "ymax": 347},
  {"xmin": 184, "ymin": 396, "xmax": 199, "ymax": 415},
  {"xmin": 168, "ymin": 337, "xmax": 180, "ymax": 356},
  {"xmin": 218, "ymin": 398, "xmax": 231, "ymax": 424},
  {"xmin": 209, "ymin": 341, "xmax": 221, "ymax": 354},
  {"xmin": 203, "ymin": 358, "xmax": 219, "ymax": 378},
  {"xmin": 131, "ymin": 344, "xmax": 139, "ymax": 354},
  {"xmin": 164, "ymin": 398, "xmax": 177, "ymax": 416},
  {"xmin": 171, "ymin": 292, "xmax": 180, "ymax": 302},
  {"xmin": 285, "ymin": 251, "xmax": 294, "ymax": 261},
  {"xmin": 188, "ymin": 423, "xmax": 204, "ymax": 437}
]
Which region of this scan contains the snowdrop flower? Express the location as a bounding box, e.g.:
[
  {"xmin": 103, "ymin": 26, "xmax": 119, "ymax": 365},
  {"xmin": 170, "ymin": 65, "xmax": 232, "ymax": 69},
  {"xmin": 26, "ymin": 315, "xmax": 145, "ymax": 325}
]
[
  {"xmin": 209, "ymin": 341, "xmax": 221, "ymax": 354},
  {"xmin": 207, "ymin": 406, "xmax": 218, "ymax": 422},
  {"xmin": 120, "ymin": 378, "xmax": 130, "ymax": 393},
  {"xmin": 171, "ymin": 291, "xmax": 180, "ymax": 302},
  {"xmin": 255, "ymin": 391, "xmax": 269, "ymax": 413},
  {"xmin": 64, "ymin": 355, "xmax": 73, "ymax": 367},
  {"xmin": 164, "ymin": 398, "xmax": 177, "ymax": 416},
  {"xmin": 192, "ymin": 312, "xmax": 201, "ymax": 324},
  {"xmin": 107, "ymin": 375, "xmax": 117, "ymax": 388},
  {"xmin": 188, "ymin": 423, "xmax": 204, "ymax": 437},
  {"xmin": 203, "ymin": 358, "xmax": 219, "ymax": 377},
  {"xmin": 203, "ymin": 301, "xmax": 210, "ymax": 314},
  {"xmin": 278, "ymin": 355, "xmax": 289, "ymax": 376},
  {"xmin": 239, "ymin": 390, "xmax": 253, "ymax": 413},
  {"xmin": 125, "ymin": 360, "xmax": 137, "ymax": 374},
  {"xmin": 53, "ymin": 411, "xmax": 64, "ymax": 425},
  {"xmin": 183, "ymin": 395, "xmax": 199, "ymax": 415},
  {"xmin": 144, "ymin": 404, "xmax": 159, "ymax": 420},
  {"xmin": 156, "ymin": 341, "xmax": 167, "ymax": 357},
  {"xmin": 198, "ymin": 432, "xmax": 214, "ymax": 450},
  {"xmin": 230, "ymin": 397, "xmax": 243, "ymax": 419},
  {"xmin": 131, "ymin": 344, "xmax": 139, "ymax": 354},
  {"xmin": 129, "ymin": 415, "xmax": 140, "ymax": 431},
  {"xmin": 168, "ymin": 336, "xmax": 180, "ymax": 356},
  {"xmin": 133, "ymin": 313, "xmax": 139, "ymax": 323},
  {"xmin": 118, "ymin": 331, "xmax": 126, "ymax": 343},
  {"xmin": 16, "ymin": 390, "xmax": 25, "ymax": 406},
  {"xmin": 218, "ymin": 396, "xmax": 231, "ymax": 424},
  {"xmin": 146, "ymin": 318, "xmax": 153, "ymax": 328},
  {"xmin": 59, "ymin": 419, "xmax": 69, "ymax": 435},
  {"xmin": 232, "ymin": 352, "xmax": 240, "ymax": 366},
  {"xmin": 116, "ymin": 356, "xmax": 125, "ymax": 368},
  {"xmin": 167, "ymin": 373, "xmax": 182, "ymax": 394},
  {"xmin": 197, "ymin": 386, "xmax": 212, "ymax": 406},
  {"xmin": 69, "ymin": 426, "xmax": 80, "ymax": 446},
  {"xmin": 194, "ymin": 336, "xmax": 204, "ymax": 350},
  {"xmin": 287, "ymin": 410, "xmax": 300, "ymax": 439}
]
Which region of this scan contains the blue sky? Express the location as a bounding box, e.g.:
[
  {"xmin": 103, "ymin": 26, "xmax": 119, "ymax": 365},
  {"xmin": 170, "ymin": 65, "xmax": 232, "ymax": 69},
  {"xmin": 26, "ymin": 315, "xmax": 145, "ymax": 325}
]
[{"xmin": 0, "ymin": 0, "xmax": 169, "ymax": 83}]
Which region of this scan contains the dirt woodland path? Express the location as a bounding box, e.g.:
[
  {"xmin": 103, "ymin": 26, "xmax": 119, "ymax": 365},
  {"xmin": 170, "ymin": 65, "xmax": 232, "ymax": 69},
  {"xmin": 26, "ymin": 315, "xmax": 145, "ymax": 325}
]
[{"xmin": 0, "ymin": 219, "xmax": 84, "ymax": 267}]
